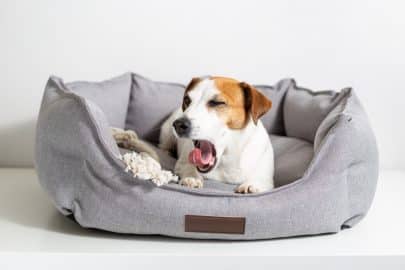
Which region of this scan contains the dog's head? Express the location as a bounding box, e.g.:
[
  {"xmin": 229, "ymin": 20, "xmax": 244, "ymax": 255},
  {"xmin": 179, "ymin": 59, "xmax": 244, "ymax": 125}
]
[{"xmin": 173, "ymin": 76, "xmax": 272, "ymax": 173}]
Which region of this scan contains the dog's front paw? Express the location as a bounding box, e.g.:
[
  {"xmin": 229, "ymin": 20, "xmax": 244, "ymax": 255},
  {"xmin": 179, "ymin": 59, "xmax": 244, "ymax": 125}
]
[
  {"xmin": 235, "ymin": 183, "xmax": 260, "ymax": 194},
  {"xmin": 112, "ymin": 128, "xmax": 137, "ymax": 148},
  {"xmin": 179, "ymin": 177, "xmax": 203, "ymax": 189}
]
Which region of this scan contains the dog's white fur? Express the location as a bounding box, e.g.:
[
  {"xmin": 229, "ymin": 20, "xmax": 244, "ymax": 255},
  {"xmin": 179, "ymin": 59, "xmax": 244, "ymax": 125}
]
[{"xmin": 159, "ymin": 78, "xmax": 274, "ymax": 193}]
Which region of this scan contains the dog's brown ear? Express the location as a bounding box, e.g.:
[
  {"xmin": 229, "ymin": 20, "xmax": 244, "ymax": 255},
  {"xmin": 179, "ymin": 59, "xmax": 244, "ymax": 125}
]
[
  {"xmin": 240, "ymin": 82, "xmax": 272, "ymax": 125},
  {"xmin": 185, "ymin": 77, "xmax": 201, "ymax": 93}
]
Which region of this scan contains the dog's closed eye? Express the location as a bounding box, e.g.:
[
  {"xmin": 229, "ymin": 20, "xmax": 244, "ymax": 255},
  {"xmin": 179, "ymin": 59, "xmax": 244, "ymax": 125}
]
[{"xmin": 207, "ymin": 99, "xmax": 226, "ymax": 107}]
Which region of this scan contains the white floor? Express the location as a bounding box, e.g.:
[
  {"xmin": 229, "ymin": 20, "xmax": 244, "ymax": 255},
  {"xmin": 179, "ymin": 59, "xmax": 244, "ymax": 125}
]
[{"xmin": 0, "ymin": 168, "xmax": 404, "ymax": 269}]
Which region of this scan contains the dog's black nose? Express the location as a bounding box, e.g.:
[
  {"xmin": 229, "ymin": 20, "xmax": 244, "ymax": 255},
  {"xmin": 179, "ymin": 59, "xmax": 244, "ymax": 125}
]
[{"xmin": 173, "ymin": 117, "xmax": 191, "ymax": 137}]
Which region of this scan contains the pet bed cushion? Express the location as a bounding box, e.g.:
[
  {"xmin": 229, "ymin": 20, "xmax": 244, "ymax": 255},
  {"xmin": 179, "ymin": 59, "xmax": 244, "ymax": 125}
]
[{"xmin": 35, "ymin": 73, "xmax": 378, "ymax": 240}]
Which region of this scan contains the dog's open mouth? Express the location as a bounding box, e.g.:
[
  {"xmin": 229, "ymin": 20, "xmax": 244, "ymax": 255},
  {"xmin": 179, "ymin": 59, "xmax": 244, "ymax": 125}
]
[{"xmin": 188, "ymin": 140, "xmax": 217, "ymax": 173}]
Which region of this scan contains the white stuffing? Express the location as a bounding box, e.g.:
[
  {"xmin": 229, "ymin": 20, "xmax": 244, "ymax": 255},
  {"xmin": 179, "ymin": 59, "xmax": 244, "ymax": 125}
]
[
  {"xmin": 119, "ymin": 151, "xmax": 178, "ymax": 186},
  {"xmin": 112, "ymin": 127, "xmax": 178, "ymax": 186}
]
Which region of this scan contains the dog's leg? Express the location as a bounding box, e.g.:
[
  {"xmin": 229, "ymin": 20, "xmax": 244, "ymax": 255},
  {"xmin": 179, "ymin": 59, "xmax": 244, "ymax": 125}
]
[
  {"xmin": 235, "ymin": 174, "xmax": 274, "ymax": 193},
  {"xmin": 235, "ymin": 145, "xmax": 274, "ymax": 194},
  {"xmin": 111, "ymin": 127, "xmax": 159, "ymax": 162},
  {"xmin": 235, "ymin": 182, "xmax": 261, "ymax": 194},
  {"xmin": 175, "ymin": 161, "xmax": 203, "ymax": 188},
  {"xmin": 235, "ymin": 178, "xmax": 273, "ymax": 194}
]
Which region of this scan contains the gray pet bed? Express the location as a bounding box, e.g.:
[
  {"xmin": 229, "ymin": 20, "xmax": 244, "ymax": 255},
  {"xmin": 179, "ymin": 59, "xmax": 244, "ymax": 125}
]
[{"xmin": 35, "ymin": 73, "xmax": 378, "ymax": 240}]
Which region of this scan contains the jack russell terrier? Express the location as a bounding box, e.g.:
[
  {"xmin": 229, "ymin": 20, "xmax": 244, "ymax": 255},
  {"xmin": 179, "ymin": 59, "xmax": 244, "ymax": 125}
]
[{"xmin": 159, "ymin": 76, "xmax": 274, "ymax": 193}]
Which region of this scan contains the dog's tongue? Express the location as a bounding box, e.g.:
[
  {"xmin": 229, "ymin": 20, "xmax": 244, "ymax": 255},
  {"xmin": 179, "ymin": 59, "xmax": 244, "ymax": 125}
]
[{"xmin": 188, "ymin": 141, "xmax": 215, "ymax": 168}]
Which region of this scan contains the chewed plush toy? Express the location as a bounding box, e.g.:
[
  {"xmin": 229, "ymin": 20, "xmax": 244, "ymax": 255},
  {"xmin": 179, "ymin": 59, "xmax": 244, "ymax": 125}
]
[{"xmin": 112, "ymin": 128, "xmax": 178, "ymax": 186}]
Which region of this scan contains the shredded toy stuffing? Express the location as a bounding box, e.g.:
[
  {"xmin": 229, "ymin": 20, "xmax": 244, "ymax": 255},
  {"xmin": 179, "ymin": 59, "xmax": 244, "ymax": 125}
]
[
  {"xmin": 112, "ymin": 127, "xmax": 178, "ymax": 186},
  {"xmin": 119, "ymin": 151, "xmax": 178, "ymax": 186}
]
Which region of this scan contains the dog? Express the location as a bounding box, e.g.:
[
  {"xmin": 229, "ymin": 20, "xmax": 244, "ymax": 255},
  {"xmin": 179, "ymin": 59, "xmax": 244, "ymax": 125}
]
[{"xmin": 159, "ymin": 76, "xmax": 274, "ymax": 193}]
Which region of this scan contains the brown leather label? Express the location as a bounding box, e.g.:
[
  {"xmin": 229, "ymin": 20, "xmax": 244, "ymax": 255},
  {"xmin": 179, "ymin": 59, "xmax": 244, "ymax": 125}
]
[{"xmin": 185, "ymin": 215, "xmax": 245, "ymax": 234}]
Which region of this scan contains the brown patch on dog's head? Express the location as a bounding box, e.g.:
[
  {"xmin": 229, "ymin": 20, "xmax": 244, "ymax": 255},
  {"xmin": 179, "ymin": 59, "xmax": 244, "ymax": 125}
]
[
  {"xmin": 202, "ymin": 77, "xmax": 243, "ymax": 129},
  {"xmin": 240, "ymin": 82, "xmax": 272, "ymax": 125},
  {"xmin": 185, "ymin": 77, "xmax": 201, "ymax": 94},
  {"xmin": 183, "ymin": 76, "xmax": 272, "ymax": 127},
  {"xmin": 211, "ymin": 77, "xmax": 248, "ymax": 129},
  {"xmin": 182, "ymin": 77, "xmax": 201, "ymax": 111},
  {"xmin": 209, "ymin": 77, "xmax": 271, "ymax": 128}
]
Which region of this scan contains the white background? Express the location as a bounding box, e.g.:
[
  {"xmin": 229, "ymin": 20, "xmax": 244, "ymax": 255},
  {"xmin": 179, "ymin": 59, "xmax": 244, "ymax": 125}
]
[{"xmin": 1, "ymin": 0, "xmax": 404, "ymax": 169}]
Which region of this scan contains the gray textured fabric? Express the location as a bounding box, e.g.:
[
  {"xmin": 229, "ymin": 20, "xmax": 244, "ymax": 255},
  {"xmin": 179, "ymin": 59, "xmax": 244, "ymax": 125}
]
[
  {"xmin": 313, "ymin": 88, "xmax": 351, "ymax": 152},
  {"xmin": 283, "ymin": 81, "xmax": 349, "ymax": 142},
  {"xmin": 66, "ymin": 73, "xmax": 132, "ymax": 129},
  {"xmin": 271, "ymin": 135, "xmax": 313, "ymax": 187},
  {"xmin": 35, "ymin": 74, "xmax": 379, "ymax": 240},
  {"xmin": 125, "ymin": 74, "xmax": 185, "ymax": 144}
]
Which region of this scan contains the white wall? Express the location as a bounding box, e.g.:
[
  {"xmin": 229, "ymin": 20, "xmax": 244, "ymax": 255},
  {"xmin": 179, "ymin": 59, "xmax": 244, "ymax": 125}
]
[{"xmin": 1, "ymin": 0, "xmax": 404, "ymax": 169}]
